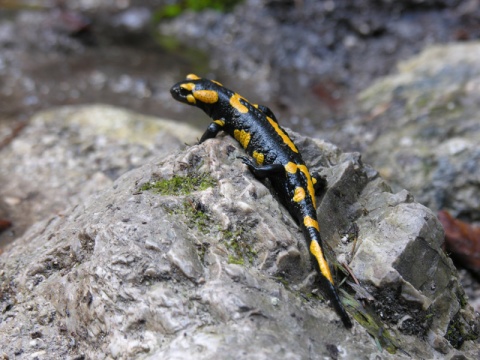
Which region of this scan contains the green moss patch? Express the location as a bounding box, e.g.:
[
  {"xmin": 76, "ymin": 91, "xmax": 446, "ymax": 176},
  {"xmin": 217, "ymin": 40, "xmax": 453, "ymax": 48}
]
[
  {"xmin": 340, "ymin": 290, "xmax": 400, "ymax": 354},
  {"xmin": 154, "ymin": 0, "xmax": 243, "ymax": 20},
  {"xmin": 223, "ymin": 228, "xmax": 257, "ymax": 266},
  {"xmin": 182, "ymin": 200, "xmax": 211, "ymax": 234},
  {"xmin": 445, "ymin": 312, "xmax": 479, "ymax": 349},
  {"xmin": 140, "ymin": 173, "xmax": 258, "ymax": 266},
  {"xmin": 140, "ymin": 173, "xmax": 216, "ymax": 196}
]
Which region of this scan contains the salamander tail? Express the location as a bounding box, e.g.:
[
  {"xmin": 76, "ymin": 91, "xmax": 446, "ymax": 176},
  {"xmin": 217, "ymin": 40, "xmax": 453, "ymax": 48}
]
[
  {"xmin": 321, "ymin": 276, "xmax": 352, "ymax": 328},
  {"xmin": 309, "ymin": 237, "xmax": 352, "ymax": 327}
]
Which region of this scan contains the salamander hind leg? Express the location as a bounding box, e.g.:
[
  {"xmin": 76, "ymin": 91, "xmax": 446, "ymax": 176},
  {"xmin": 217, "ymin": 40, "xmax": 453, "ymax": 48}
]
[
  {"xmin": 237, "ymin": 156, "xmax": 284, "ymax": 179},
  {"xmin": 255, "ymin": 104, "xmax": 279, "ymax": 122},
  {"xmin": 311, "ymin": 172, "xmax": 328, "ymax": 194}
]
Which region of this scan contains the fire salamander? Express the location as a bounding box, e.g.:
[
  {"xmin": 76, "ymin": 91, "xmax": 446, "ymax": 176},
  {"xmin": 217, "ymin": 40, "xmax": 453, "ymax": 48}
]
[{"xmin": 170, "ymin": 74, "xmax": 352, "ymax": 328}]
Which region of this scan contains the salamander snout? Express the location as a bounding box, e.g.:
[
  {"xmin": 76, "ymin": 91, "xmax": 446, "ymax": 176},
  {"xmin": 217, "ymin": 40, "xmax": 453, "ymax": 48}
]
[
  {"xmin": 170, "ymin": 77, "xmax": 220, "ymax": 108},
  {"xmin": 170, "ymin": 82, "xmax": 195, "ymax": 105}
]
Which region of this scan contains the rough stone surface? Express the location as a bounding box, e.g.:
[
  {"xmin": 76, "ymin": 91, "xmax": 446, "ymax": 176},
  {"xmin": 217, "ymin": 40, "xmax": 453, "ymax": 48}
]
[
  {"xmin": 0, "ymin": 117, "xmax": 478, "ymax": 358},
  {"xmin": 337, "ymin": 42, "xmax": 480, "ymax": 224},
  {"xmin": 317, "ymin": 41, "xmax": 480, "ymax": 318},
  {"xmin": 0, "ymin": 104, "xmax": 201, "ymax": 246}
]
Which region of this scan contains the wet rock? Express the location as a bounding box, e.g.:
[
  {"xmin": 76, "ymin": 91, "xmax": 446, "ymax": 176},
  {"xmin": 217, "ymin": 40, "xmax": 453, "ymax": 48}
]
[
  {"xmin": 160, "ymin": 0, "xmax": 480, "ymax": 130},
  {"xmin": 3, "ymin": 0, "xmax": 480, "ymax": 137},
  {"xmin": 0, "ymin": 114, "xmax": 477, "ymax": 358},
  {"xmin": 113, "ymin": 7, "xmax": 152, "ymax": 32},
  {"xmin": 351, "ymin": 42, "xmax": 480, "ymax": 223},
  {"xmin": 0, "ymin": 104, "xmax": 200, "ymax": 246},
  {"xmin": 0, "ymin": 6, "xmax": 200, "ymax": 128}
]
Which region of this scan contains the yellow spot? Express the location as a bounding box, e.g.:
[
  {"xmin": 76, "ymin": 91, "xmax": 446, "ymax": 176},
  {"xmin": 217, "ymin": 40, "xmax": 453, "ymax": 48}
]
[
  {"xmin": 266, "ymin": 117, "xmax": 298, "ymax": 153},
  {"xmin": 304, "ymin": 216, "xmax": 319, "ymax": 231},
  {"xmin": 180, "ymin": 83, "xmax": 195, "ymax": 91},
  {"xmin": 285, "ymin": 162, "xmax": 316, "ymax": 208},
  {"xmin": 213, "ymin": 119, "xmax": 225, "ymax": 126},
  {"xmin": 211, "ymin": 80, "xmax": 223, "ymax": 86},
  {"xmin": 186, "ymin": 74, "xmax": 200, "ymax": 80},
  {"xmin": 285, "ymin": 162, "xmax": 297, "ymax": 174},
  {"xmin": 230, "ymin": 93, "xmax": 249, "ymax": 114},
  {"xmin": 233, "ymin": 129, "xmax": 251, "ymax": 149},
  {"xmin": 186, "ymin": 94, "xmax": 196, "ymax": 104},
  {"xmin": 193, "ymin": 90, "xmax": 219, "ymax": 104},
  {"xmin": 298, "ymin": 165, "xmax": 316, "ymax": 209},
  {"xmin": 293, "ymin": 187, "xmax": 306, "ymax": 202},
  {"xmin": 312, "ymin": 177, "xmax": 317, "ymax": 185},
  {"xmin": 253, "ymin": 151, "xmax": 264, "ymax": 165},
  {"xmin": 253, "ymin": 104, "xmax": 259, "ymax": 108},
  {"xmin": 310, "ymin": 240, "xmax": 334, "ymax": 284}
]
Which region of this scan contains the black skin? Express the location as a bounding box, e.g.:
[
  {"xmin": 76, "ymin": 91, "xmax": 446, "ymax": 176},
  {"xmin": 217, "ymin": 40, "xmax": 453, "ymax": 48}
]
[{"xmin": 170, "ymin": 75, "xmax": 352, "ymax": 328}]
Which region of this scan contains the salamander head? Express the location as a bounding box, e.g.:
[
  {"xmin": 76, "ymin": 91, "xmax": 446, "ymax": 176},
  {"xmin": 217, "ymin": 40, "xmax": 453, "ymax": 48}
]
[{"xmin": 170, "ymin": 74, "xmax": 223, "ymax": 115}]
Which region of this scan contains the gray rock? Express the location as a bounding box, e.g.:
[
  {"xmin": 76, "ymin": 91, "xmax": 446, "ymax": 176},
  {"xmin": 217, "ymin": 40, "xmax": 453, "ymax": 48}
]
[
  {"xmin": 349, "ymin": 43, "xmax": 480, "ymax": 222},
  {"xmin": 0, "ymin": 113, "xmax": 478, "ymax": 358},
  {"xmin": 0, "ymin": 104, "xmax": 201, "ymax": 246},
  {"xmin": 321, "ymin": 41, "xmax": 480, "ymax": 321}
]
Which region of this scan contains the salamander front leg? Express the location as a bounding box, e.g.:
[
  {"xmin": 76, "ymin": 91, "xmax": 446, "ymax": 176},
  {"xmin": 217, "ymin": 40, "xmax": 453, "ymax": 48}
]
[
  {"xmin": 311, "ymin": 172, "xmax": 328, "ymax": 194},
  {"xmin": 237, "ymin": 156, "xmax": 284, "ymax": 179},
  {"xmin": 199, "ymin": 121, "xmax": 223, "ymax": 144}
]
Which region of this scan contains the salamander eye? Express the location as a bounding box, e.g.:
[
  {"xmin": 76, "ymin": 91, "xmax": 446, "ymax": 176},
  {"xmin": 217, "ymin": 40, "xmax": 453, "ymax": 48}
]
[
  {"xmin": 179, "ymin": 82, "xmax": 196, "ymax": 95},
  {"xmin": 179, "ymin": 87, "xmax": 191, "ymax": 96}
]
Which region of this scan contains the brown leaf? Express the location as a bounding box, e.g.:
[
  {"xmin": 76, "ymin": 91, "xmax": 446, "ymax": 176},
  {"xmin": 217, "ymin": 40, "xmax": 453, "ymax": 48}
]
[
  {"xmin": 438, "ymin": 210, "xmax": 480, "ymax": 273},
  {"xmin": 0, "ymin": 219, "xmax": 12, "ymax": 231}
]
